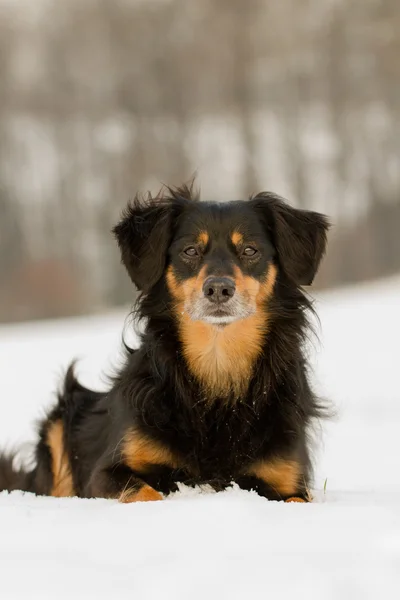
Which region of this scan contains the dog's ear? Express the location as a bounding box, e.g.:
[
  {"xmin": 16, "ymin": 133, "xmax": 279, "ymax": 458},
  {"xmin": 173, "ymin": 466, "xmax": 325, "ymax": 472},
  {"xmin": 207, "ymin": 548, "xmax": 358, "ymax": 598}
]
[
  {"xmin": 252, "ymin": 193, "xmax": 330, "ymax": 285},
  {"xmin": 113, "ymin": 195, "xmax": 174, "ymax": 292}
]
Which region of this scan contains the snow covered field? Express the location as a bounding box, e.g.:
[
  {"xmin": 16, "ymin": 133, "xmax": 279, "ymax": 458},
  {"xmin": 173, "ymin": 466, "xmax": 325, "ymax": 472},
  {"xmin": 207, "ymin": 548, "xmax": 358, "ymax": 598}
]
[{"xmin": 0, "ymin": 277, "xmax": 400, "ymax": 599}]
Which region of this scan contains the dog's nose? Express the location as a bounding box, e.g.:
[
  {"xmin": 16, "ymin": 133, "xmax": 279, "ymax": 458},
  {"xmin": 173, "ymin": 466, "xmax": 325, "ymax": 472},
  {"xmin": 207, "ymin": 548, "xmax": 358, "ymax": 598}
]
[{"xmin": 202, "ymin": 277, "xmax": 236, "ymax": 303}]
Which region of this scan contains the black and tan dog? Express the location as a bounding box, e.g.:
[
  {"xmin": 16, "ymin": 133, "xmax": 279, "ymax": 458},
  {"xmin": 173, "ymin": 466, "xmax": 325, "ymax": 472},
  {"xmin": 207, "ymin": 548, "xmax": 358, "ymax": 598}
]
[{"xmin": 0, "ymin": 184, "xmax": 329, "ymax": 503}]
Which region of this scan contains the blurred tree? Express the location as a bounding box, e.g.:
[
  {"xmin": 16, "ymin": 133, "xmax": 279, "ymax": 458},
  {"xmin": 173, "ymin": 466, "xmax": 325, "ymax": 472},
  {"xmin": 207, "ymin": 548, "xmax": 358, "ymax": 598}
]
[{"xmin": 0, "ymin": 0, "xmax": 399, "ymax": 321}]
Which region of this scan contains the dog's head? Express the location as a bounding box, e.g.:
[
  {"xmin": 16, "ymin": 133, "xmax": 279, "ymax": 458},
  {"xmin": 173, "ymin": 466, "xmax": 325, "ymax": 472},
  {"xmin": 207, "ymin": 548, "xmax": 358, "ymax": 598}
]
[{"xmin": 113, "ymin": 185, "xmax": 329, "ymax": 327}]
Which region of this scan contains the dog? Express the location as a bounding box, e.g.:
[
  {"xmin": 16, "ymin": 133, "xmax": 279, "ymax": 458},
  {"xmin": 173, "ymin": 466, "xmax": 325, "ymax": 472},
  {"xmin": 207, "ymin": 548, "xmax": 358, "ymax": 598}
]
[{"xmin": 0, "ymin": 183, "xmax": 329, "ymax": 503}]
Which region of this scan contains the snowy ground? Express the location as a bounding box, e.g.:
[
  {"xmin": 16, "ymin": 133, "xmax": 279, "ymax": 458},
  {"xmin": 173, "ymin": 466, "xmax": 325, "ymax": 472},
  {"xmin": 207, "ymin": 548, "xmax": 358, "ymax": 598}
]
[{"xmin": 0, "ymin": 277, "xmax": 400, "ymax": 599}]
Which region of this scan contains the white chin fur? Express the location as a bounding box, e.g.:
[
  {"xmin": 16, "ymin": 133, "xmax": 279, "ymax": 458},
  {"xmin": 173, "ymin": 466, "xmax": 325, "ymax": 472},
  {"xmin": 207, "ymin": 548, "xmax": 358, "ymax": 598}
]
[{"xmin": 202, "ymin": 315, "xmax": 239, "ymax": 325}]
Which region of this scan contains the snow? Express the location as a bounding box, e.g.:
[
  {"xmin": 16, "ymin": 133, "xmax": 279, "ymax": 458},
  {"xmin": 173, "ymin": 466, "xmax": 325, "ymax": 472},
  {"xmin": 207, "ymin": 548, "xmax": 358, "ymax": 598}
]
[{"xmin": 1, "ymin": 277, "xmax": 400, "ymax": 599}]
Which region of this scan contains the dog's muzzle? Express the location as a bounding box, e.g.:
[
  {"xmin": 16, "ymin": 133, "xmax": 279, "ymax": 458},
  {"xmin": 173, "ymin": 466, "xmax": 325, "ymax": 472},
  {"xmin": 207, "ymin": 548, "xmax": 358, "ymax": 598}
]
[{"xmin": 183, "ymin": 275, "xmax": 253, "ymax": 325}]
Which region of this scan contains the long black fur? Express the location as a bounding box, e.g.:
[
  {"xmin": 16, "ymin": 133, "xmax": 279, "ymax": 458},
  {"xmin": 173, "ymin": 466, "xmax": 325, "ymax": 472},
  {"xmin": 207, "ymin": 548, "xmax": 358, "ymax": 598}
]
[{"xmin": 0, "ymin": 183, "xmax": 329, "ymax": 502}]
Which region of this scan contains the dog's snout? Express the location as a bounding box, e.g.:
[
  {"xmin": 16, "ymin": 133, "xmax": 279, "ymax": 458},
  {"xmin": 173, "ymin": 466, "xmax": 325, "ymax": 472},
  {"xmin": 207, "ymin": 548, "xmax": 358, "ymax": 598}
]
[{"xmin": 202, "ymin": 277, "xmax": 236, "ymax": 303}]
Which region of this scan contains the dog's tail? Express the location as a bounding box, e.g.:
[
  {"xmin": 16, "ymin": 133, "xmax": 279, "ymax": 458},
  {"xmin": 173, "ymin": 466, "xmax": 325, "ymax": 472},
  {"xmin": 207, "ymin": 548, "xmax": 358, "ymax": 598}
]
[{"xmin": 0, "ymin": 453, "xmax": 35, "ymax": 493}]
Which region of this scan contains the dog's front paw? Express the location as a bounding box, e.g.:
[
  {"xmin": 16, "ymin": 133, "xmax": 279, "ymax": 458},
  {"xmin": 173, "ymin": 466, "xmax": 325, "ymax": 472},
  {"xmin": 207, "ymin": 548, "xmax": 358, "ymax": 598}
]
[
  {"xmin": 119, "ymin": 484, "xmax": 163, "ymax": 503},
  {"xmin": 285, "ymin": 496, "xmax": 308, "ymax": 503}
]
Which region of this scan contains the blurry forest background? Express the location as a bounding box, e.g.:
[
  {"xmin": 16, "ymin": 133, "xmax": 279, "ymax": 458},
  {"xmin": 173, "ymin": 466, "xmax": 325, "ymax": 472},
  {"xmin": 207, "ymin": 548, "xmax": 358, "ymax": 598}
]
[{"xmin": 0, "ymin": 0, "xmax": 399, "ymax": 322}]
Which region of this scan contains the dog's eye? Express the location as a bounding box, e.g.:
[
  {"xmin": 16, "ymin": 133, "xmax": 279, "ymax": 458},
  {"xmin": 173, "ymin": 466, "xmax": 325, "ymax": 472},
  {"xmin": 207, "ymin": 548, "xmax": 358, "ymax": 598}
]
[
  {"xmin": 243, "ymin": 246, "xmax": 258, "ymax": 257},
  {"xmin": 183, "ymin": 246, "xmax": 199, "ymax": 257}
]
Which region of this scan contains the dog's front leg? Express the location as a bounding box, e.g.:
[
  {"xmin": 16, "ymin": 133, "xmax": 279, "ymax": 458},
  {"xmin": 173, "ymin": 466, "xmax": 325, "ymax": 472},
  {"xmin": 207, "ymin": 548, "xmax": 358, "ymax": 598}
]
[
  {"xmin": 86, "ymin": 428, "xmax": 180, "ymax": 502},
  {"xmin": 238, "ymin": 456, "xmax": 310, "ymax": 502},
  {"xmin": 88, "ymin": 464, "xmax": 163, "ymax": 503}
]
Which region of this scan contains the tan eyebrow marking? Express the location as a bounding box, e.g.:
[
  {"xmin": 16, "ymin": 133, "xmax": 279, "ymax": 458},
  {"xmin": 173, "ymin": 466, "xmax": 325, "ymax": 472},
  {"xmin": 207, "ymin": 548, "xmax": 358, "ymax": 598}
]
[
  {"xmin": 197, "ymin": 231, "xmax": 209, "ymax": 246},
  {"xmin": 231, "ymin": 231, "xmax": 243, "ymax": 246}
]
